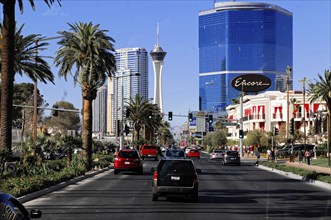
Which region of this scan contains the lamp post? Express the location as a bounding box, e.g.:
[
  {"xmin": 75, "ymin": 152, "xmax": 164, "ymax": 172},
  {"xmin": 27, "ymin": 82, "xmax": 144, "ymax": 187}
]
[{"xmin": 115, "ymin": 71, "xmax": 140, "ymax": 150}]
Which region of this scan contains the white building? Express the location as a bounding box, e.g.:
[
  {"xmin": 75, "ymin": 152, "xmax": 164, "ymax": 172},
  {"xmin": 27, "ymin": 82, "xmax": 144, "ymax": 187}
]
[
  {"xmin": 92, "ymin": 86, "xmax": 108, "ymax": 136},
  {"xmin": 109, "ymin": 47, "xmax": 149, "ymax": 135},
  {"xmin": 226, "ymin": 91, "xmax": 326, "ymax": 140}
]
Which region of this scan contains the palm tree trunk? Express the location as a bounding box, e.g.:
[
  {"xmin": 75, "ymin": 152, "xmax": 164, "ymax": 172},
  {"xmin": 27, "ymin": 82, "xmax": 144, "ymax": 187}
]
[
  {"xmin": 327, "ymin": 109, "xmax": 331, "ymax": 166},
  {"xmin": 82, "ymin": 98, "xmax": 93, "ymax": 171},
  {"xmin": 0, "ymin": 1, "xmax": 16, "ymax": 154}
]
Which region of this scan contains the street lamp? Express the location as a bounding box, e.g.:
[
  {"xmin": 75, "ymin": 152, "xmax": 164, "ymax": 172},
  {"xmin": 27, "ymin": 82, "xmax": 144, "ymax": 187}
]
[{"xmin": 115, "ymin": 71, "xmax": 140, "ymax": 150}]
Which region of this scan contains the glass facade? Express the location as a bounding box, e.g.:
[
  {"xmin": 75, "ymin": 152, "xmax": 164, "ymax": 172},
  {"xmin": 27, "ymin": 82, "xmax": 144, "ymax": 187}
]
[{"xmin": 199, "ymin": 2, "xmax": 293, "ymax": 113}]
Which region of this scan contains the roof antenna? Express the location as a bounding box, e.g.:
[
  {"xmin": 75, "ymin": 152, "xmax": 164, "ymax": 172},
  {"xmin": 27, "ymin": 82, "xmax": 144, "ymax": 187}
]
[{"xmin": 156, "ymin": 22, "xmax": 160, "ymax": 46}]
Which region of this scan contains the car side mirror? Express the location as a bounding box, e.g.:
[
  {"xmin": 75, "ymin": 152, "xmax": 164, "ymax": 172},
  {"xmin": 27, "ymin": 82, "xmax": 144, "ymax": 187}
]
[{"xmin": 196, "ymin": 169, "xmax": 201, "ymax": 174}]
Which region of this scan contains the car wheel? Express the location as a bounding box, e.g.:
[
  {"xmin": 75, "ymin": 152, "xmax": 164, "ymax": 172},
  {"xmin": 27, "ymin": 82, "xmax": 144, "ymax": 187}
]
[
  {"xmin": 114, "ymin": 170, "xmax": 119, "ymax": 175},
  {"xmin": 152, "ymin": 193, "xmax": 158, "ymax": 201},
  {"xmin": 141, "ymin": 157, "xmax": 144, "ymax": 160},
  {"xmin": 237, "ymin": 163, "xmax": 241, "ymax": 166},
  {"xmin": 191, "ymin": 189, "xmax": 199, "ymax": 203},
  {"xmin": 138, "ymin": 169, "xmax": 143, "ymax": 175},
  {"xmin": 154, "ymin": 156, "xmax": 158, "ymax": 161}
]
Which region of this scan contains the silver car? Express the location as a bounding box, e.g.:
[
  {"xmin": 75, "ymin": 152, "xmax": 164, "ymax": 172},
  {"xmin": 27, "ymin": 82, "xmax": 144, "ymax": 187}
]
[{"xmin": 209, "ymin": 149, "xmax": 224, "ymax": 161}]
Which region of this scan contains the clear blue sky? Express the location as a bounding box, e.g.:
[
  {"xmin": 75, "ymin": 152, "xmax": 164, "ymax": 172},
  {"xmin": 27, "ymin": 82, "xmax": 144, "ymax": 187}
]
[{"xmin": 14, "ymin": 0, "xmax": 331, "ymax": 128}]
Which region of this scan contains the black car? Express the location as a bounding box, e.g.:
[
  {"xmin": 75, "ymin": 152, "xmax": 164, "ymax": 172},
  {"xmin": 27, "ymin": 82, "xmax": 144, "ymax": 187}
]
[
  {"xmin": 164, "ymin": 148, "xmax": 186, "ymax": 159},
  {"xmin": 152, "ymin": 158, "xmax": 201, "ymax": 202},
  {"xmin": 221, "ymin": 150, "xmax": 240, "ymax": 166}
]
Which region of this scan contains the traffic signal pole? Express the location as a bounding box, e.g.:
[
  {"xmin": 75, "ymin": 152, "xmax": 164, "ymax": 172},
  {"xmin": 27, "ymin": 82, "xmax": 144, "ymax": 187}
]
[{"xmin": 239, "ymin": 91, "xmax": 244, "ymax": 158}]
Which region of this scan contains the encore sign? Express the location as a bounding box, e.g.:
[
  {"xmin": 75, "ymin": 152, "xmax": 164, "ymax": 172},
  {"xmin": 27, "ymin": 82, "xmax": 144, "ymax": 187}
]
[{"xmin": 231, "ymin": 74, "xmax": 271, "ymax": 92}]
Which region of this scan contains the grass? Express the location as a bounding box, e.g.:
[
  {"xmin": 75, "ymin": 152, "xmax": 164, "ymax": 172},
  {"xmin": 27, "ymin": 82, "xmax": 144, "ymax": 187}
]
[{"xmin": 310, "ymin": 158, "xmax": 331, "ymax": 168}]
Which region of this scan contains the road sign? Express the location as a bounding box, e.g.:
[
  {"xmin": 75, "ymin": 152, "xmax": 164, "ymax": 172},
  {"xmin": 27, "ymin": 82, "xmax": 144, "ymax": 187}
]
[{"xmin": 222, "ymin": 122, "xmax": 237, "ymax": 126}]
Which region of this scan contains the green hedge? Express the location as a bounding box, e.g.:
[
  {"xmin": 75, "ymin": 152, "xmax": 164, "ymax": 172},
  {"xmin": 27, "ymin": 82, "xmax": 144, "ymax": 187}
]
[
  {"xmin": 0, "ymin": 164, "xmax": 86, "ymax": 197},
  {"xmin": 260, "ymin": 161, "xmax": 331, "ymax": 184}
]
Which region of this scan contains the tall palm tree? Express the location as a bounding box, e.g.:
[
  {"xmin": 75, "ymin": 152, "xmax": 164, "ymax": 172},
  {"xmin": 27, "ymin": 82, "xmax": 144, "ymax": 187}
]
[
  {"xmin": 0, "ymin": 0, "xmax": 60, "ymax": 154},
  {"xmin": 126, "ymin": 95, "xmax": 151, "ymax": 145},
  {"xmin": 0, "ymin": 23, "xmax": 54, "ymax": 154},
  {"xmin": 144, "ymin": 103, "xmax": 162, "ymax": 142},
  {"xmin": 54, "ymin": 22, "xmax": 116, "ymax": 171},
  {"xmin": 308, "ymin": 69, "xmax": 331, "ymax": 166}
]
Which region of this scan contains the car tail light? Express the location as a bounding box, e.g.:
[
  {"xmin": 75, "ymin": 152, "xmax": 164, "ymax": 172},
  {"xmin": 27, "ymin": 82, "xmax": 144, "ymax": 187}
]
[
  {"xmin": 153, "ymin": 171, "xmax": 158, "ymax": 181},
  {"xmin": 114, "ymin": 157, "xmax": 119, "ymax": 161}
]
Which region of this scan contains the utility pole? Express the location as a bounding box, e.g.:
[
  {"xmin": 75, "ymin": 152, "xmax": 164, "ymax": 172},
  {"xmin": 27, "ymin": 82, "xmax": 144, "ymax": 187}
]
[
  {"xmin": 286, "ymin": 66, "xmax": 292, "ymax": 142},
  {"xmin": 300, "ymin": 77, "xmax": 307, "ymax": 151}
]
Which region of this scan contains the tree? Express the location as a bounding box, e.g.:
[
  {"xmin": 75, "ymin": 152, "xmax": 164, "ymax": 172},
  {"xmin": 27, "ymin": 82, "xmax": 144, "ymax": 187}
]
[
  {"xmin": 54, "ymin": 22, "xmax": 116, "ymax": 171},
  {"xmin": 144, "ymin": 103, "xmax": 162, "ymax": 142},
  {"xmin": 12, "ymin": 83, "xmax": 47, "ymax": 139},
  {"xmin": 0, "ymin": 0, "xmax": 60, "ymax": 155},
  {"xmin": 126, "ymin": 95, "xmax": 152, "ymax": 146},
  {"xmin": 245, "ymin": 129, "xmax": 268, "ymax": 150},
  {"xmin": 43, "ymin": 101, "xmax": 81, "ymax": 136},
  {"xmin": 0, "ymin": 22, "xmax": 55, "ymax": 154},
  {"xmin": 308, "ymin": 69, "xmax": 331, "ymax": 166}
]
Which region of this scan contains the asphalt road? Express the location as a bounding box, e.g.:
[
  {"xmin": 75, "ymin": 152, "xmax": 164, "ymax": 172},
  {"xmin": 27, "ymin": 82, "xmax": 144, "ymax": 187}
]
[{"xmin": 24, "ymin": 153, "xmax": 331, "ymax": 220}]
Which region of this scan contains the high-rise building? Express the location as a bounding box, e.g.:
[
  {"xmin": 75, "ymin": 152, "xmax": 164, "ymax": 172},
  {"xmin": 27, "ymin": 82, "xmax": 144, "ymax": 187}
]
[
  {"xmin": 150, "ymin": 25, "xmax": 167, "ymax": 113},
  {"xmin": 93, "ymin": 86, "xmax": 108, "ymax": 136},
  {"xmin": 199, "ymin": 2, "xmax": 293, "ymax": 113},
  {"xmin": 109, "ymin": 47, "xmax": 148, "ymax": 135}
]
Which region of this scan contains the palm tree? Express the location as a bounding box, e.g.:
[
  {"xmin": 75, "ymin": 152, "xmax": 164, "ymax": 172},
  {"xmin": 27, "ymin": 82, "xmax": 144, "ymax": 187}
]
[
  {"xmin": 144, "ymin": 103, "xmax": 162, "ymax": 142},
  {"xmin": 126, "ymin": 95, "xmax": 151, "ymax": 145},
  {"xmin": 0, "ymin": 23, "xmax": 54, "ymax": 154},
  {"xmin": 308, "ymin": 69, "xmax": 331, "ymax": 166},
  {"xmin": 0, "ymin": 0, "xmax": 60, "ymax": 154},
  {"xmin": 54, "ymin": 22, "xmax": 116, "ymax": 171}
]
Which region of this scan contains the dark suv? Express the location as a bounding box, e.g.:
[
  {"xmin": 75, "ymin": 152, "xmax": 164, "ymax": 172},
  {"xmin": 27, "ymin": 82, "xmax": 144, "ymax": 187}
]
[{"xmin": 152, "ymin": 158, "xmax": 201, "ymax": 202}]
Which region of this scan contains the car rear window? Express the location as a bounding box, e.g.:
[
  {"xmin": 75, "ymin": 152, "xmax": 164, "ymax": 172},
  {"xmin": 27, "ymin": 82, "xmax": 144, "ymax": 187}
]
[
  {"xmin": 166, "ymin": 150, "xmax": 185, "ymax": 157},
  {"xmin": 214, "ymin": 150, "xmax": 223, "ymax": 153},
  {"xmin": 119, "ymin": 151, "xmax": 139, "ymax": 158},
  {"xmin": 226, "ymin": 151, "xmax": 238, "ymax": 156},
  {"xmin": 142, "ymin": 145, "xmax": 156, "ymax": 149},
  {"xmin": 158, "ymin": 160, "xmax": 195, "ymax": 174}
]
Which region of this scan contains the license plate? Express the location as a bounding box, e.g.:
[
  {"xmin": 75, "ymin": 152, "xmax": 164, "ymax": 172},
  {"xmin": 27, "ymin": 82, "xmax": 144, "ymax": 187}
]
[
  {"xmin": 124, "ymin": 161, "xmax": 130, "ymax": 164},
  {"xmin": 171, "ymin": 176, "xmax": 180, "ymax": 181},
  {"xmin": 230, "ymin": 158, "xmax": 235, "ymax": 160}
]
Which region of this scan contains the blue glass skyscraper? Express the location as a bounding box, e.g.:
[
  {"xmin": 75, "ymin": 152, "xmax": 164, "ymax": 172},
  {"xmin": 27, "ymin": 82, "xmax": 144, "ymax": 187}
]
[{"xmin": 199, "ymin": 2, "xmax": 293, "ymax": 113}]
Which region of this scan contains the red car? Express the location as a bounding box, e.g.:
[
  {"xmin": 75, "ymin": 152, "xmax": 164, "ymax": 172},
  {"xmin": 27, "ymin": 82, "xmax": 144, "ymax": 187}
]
[
  {"xmin": 140, "ymin": 144, "xmax": 158, "ymax": 161},
  {"xmin": 114, "ymin": 149, "xmax": 143, "ymax": 174},
  {"xmin": 187, "ymin": 149, "xmax": 200, "ymax": 159}
]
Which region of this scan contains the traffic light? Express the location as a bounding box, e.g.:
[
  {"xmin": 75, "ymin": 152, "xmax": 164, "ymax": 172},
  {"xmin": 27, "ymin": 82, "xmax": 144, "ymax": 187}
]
[
  {"xmin": 188, "ymin": 112, "xmax": 193, "ymax": 122},
  {"xmin": 239, "ymin": 129, "xmax": 244, "ymax": 138},
  {"xmin": 208, "ymin": 115, "xmax": 213, "ymax": 124},
  {"xmin": 52, "ymin": 105, "xmax": 58, "ymax": 116},
  {"xmin": 126, "ymin": 108, "xmax": 130, "ymax": 118},
  {"xmin": 124, "ymin": 125, "xmax": 130, "ymax": 135},
  {"xmin": 168, "ymin": 111, "xmax": 173, "ymax": 121},
  {"xmin": 274, "ymin": 127, "xmax": 279, "ymax": 136},
  {"xmin": 290, "ymin": 118, "xmax": 295, "ymax": 135}
]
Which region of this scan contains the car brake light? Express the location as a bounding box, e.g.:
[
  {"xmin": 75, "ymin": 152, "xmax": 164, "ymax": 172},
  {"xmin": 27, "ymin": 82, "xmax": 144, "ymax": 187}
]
[
  {"xmin": 153, "ymin": 171, "xmax": 158, "ymax": 181},
  {"xmin": 114, "ymin": 157, "xmax": 119, "ymax": 161}
]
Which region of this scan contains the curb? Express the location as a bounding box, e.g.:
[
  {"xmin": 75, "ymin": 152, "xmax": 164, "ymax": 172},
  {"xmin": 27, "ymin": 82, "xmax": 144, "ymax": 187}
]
[
  {"xmin": 18, "ymin": 167, "xmax": 112, "ymax": 204},
  {"xmin": 257, "ymin": 164, "xmax": 331, "ymax": 192}
]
